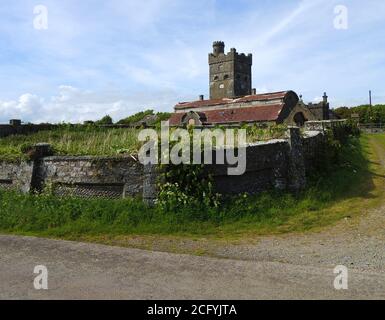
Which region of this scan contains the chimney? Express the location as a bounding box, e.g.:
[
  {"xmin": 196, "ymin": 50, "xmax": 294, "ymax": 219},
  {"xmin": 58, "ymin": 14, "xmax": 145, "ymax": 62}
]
[
  {"xmin": 199, "ymin": 95, "xmax": 204, "ymax": 101},
  {"xmin": 252, "ymin": 88, "xmax": 257, "ymax": 95},
  {"xmin": 323, "ymin": 92, "xmax": 328, "ymax": 104}
]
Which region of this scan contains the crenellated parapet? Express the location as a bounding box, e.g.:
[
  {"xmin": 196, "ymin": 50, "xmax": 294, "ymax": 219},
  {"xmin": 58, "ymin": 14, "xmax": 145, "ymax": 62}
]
[{"xmin": 209, "ymin": 48, "xmax": 252, "ymax": 65}]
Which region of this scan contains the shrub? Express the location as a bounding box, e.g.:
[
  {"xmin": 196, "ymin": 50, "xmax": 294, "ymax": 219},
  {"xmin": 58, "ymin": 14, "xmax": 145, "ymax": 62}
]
[{"xmin": 95, "ymin": 115, "xmax": 113, "ymax": 125}]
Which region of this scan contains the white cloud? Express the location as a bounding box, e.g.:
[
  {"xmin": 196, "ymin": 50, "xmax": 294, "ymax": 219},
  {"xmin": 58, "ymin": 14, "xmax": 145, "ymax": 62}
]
[
  {"xmin": 0, "ymin": 85, "xmax": 180, "ymax": 124},
  {"xmin": 0, "ymin": 94, "xmax": 44, "ymax": 120}
]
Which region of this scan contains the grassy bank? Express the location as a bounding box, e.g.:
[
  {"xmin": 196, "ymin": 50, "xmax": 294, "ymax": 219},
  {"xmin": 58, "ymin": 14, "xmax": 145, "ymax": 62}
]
[{"xmin": 1, "ymin": 134, "xmax": 384, "ymax": 241}]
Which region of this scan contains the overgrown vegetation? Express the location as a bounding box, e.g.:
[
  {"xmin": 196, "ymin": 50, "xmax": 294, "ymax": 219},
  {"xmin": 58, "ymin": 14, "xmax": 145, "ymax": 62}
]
[
  {"xmin": 117, "ymin": 109, "xmax": 171, "ymax": 126},
  {"xmin": 95, "ymin": 115, "xmax": 113, "ymax": 125},
  {"xmin": 335, "ymin": 104, "xmax": 385, "ymax": 124},
  {"xmin": 0, "ymin": 125, "xmax": 142, "ymax": 161},
  {"xmin": 0, "ymin": 123, "xmax": 288, "ymax": 161},
  {"xmin": 1, "ymin": 132, "xmax": 383, "ymax": 238}
]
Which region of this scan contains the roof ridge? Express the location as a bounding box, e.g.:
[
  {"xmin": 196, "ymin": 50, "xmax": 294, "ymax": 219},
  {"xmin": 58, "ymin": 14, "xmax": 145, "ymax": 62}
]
[{"xmin": 175, "ymin": 91, "xmax": 289, "ymax": 109}]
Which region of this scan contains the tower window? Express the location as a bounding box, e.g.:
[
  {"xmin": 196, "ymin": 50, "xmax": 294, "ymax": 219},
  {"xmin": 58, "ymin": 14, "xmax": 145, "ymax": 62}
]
[
  {"xmin": 224, "ymin": 74, "xmax": 229, "ymax": 80},
  {"xmin": 214, "ymin": 76, "xmax": 219, "ymax": 81}
]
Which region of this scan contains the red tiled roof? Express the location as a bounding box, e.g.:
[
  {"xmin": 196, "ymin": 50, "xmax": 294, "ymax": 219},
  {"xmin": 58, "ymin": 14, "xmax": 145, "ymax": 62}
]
[
  {"xmin": 175, "ymin": 91, "xmax": 289, "ymax": 110},
  {"xmin": 169, "ymin": 113, "xmax": 185, "ymax": 126},
  {"xmin": 169, "ymin": 104, "xmax": 284, "ymax": 126}
]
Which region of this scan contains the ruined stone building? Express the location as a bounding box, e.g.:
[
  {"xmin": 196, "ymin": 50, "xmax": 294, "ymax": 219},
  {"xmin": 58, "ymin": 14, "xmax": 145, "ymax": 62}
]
[{"xmin": 169, "ymin": 41, "xmax": 338, "ymax": 127}]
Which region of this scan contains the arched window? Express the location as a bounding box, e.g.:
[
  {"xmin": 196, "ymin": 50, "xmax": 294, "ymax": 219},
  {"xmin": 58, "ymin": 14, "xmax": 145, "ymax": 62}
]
[
  {"xmin": 224, "ymin": 74, "xmax": 229, "ymax": 80},
  {"xmin": 293, "ymin": 112, "xmax": 307, "ymax": 127},
  {"xmin": 213, "ymin": 76, "xmax": 219, "ymax": 81}
]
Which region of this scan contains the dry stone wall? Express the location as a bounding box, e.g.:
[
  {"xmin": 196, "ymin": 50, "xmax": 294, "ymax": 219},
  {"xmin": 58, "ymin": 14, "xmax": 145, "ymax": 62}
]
[
  {"xmin": 0, "ymin": 161, "xmax": 34, "ymax": 193},
  {"xmin": 39, "ymin": 156, "xmax": 144, "ymax": 199}
]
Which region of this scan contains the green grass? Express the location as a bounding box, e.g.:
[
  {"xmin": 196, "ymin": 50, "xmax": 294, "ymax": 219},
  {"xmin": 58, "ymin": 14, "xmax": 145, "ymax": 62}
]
[
  {"xmin": 375, "ymin": 133, "xmax": 385, "ymax": 145},
  {"xmin": 0, "ymin": 125, "xmax": 142, "ymax": 161},
  {"xmin": 0, "ymin": 124, "xmax": 287, "ymax": 161},
  {"xmin": 1, "ymin": 134, "xmax": 384, "ymax": 240}
]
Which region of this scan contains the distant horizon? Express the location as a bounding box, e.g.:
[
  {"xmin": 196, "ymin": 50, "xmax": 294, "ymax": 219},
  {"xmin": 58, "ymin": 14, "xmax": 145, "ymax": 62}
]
[
  {"xmin": 1, "ymin": 0, "xmax": 385, "ymax": 123},
  {"xmin": 1, "ymin": 97, "xmax": 383, "ymax": 126}
]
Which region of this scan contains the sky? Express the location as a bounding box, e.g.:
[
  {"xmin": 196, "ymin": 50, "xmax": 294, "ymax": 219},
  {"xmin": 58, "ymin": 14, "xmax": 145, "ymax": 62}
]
[{"xmin": 0, "ymin": 0, "xmax": 384, "ymax": 123}]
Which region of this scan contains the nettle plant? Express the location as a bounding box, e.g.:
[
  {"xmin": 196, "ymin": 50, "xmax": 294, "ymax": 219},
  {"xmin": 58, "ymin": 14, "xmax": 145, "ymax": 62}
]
[
  {"xmin": 157, "ymin": 163, "xmax": 221, "ymax": 212},
  {"xmin": 156, "ymin": 126, "xmax": 221, "ymax": 212}
]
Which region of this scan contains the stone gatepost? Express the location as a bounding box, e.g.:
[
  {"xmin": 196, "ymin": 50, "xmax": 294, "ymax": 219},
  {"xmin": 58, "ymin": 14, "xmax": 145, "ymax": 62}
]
[
  {"xmin": 143, "ymin": 164, "xmax": 161, "ymax": 206},
  {"xmin": 28, "ymin": 143, "xmax": 54, "ymax": 193},
  {"xmin": 287, "ymin": 127, "xmax": 306, "ymax": 192}
]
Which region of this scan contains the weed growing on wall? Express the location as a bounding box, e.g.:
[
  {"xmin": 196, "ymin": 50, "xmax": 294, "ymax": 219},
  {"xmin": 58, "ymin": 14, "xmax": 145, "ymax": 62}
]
[
  {"xmin": 157, "ymin": 164, "xmax": 221, "ymax": 213},
  {"xmin": 157, "ymin": 126, "xmax": 222, "ymax": 213}
]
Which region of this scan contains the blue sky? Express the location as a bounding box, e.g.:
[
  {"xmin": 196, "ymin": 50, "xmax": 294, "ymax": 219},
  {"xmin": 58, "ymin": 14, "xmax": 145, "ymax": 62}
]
[{"xmin": 0, "ymin": 0, "xmax": 385, "ymax": 123}]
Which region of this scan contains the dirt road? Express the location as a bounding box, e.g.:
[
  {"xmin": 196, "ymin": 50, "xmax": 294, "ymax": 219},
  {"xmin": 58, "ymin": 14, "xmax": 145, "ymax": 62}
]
[{"xmin": 1, "ymin": 234, "xmax": 385, "ymax": 300}]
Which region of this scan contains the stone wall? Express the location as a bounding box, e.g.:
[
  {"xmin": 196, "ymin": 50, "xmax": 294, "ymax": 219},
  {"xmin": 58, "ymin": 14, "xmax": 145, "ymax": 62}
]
[
  {"xmin": 0, "ymin": 161, "xmax": 34, "ymax": 193},
  {"xmin": 0, "ymin": 153, "xmax": 144, "ymax": 199},
  {"xmin": 143, "ymin": 128, "xmax": 325, "ymax": 203},
  {"xmin": 304, "ymin": 119, "xmax": 347, "ymax": 132},
  {"xmin": 207, "ymin": 140, "xmax": 289, "ymax": 195},
  {"xmin": 0, "ymin": 127, "xmax": 327, "ymax": 203},
  {"xmin": 38, "ymin": 156, "xmax": 144, "ymax": 199},
  {"xmin": 302, "ymin": 130, "xmax": 326, "ymax": 171},
  {"xmin": 359, "ymin": 125, "xmax": 385, "ymax": 134},
  {"xmin": 0, "ymin": 124, "xmax": 54, "ymax": 138}
]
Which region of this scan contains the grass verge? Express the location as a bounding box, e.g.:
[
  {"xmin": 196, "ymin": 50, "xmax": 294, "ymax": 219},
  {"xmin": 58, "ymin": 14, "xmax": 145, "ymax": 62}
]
[{"xmin": 0, "ymin": 134, "xmax": 384, "ymax": 246}]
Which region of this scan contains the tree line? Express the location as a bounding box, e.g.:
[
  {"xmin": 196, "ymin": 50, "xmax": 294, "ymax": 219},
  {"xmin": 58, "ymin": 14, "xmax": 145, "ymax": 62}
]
[{"xmin": 334, "ymin": 104, "xmax": 385, "ymax": 124}]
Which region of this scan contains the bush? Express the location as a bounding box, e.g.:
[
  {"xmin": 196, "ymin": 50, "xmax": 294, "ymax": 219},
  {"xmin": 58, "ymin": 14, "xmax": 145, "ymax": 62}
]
[
  {"xmin": 95, "ymin": 115, "xmax": 113, "ymax": 125},
  {"xmin": 117, "ymin": 110, "xmax": 155, "ymax": 125},
  {"xmin": 158, "ymin": 164, "xmax": 221, "ymax": 215}
]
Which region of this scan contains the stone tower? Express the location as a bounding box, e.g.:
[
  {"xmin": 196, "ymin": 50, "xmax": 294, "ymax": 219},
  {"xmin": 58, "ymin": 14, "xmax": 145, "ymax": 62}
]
[{"xmin": 209, "ymin": 41, "xmax": 253, "ymax": 100}]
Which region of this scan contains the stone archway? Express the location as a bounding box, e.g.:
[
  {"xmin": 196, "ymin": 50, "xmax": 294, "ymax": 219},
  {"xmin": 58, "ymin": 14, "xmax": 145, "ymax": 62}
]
[{"xmin": 181, "ymin": 111, "xmax": 207, "ymax": 126}]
